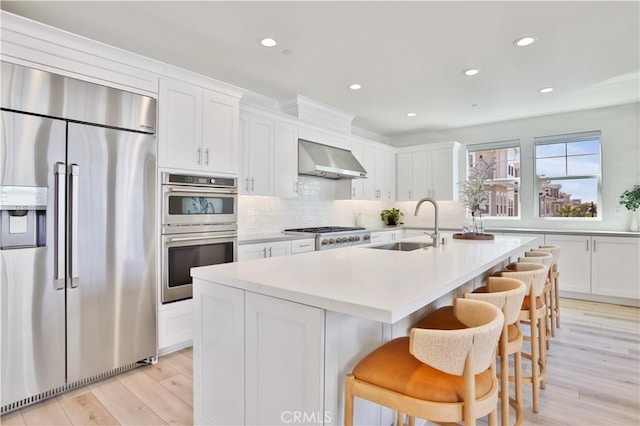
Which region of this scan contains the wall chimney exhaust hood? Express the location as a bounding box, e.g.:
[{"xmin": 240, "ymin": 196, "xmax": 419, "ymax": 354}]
[{"xmin": 298, "ymin": 139, "xmax": 367, "ymax": 179}]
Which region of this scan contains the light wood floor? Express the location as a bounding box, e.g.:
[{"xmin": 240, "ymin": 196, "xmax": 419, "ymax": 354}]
[{"xmin": 1, "ymin": 298, "xmax": 638, "ymax": 425}]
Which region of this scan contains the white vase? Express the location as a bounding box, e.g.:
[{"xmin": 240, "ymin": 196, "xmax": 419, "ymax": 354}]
[{"xmin": 630, "ymin": 210, "xmax": 639, "ymax": 232}]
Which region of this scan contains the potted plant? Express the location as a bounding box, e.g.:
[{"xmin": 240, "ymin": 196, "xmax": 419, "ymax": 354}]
[
  {"xmin": 380, "ymin": 208, "xmax": 403, "ymax": 226},
  {"xmin": 619, "ymin": 184, "xmax": 640, "ymax": 231},
  {"xmin": 457, "ymin": 158, "xmax": 495, "ymax": 238}
]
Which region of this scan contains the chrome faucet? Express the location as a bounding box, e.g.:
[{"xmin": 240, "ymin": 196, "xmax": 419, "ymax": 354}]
[{"xmin": 414, "ymin": 197, "xmax": 440, "ymax": 247}]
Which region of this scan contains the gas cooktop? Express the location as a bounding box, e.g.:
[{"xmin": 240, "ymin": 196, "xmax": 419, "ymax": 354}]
[{"xmin": 284, "ymin": 226, "xmax": 365, "ymax": 234}]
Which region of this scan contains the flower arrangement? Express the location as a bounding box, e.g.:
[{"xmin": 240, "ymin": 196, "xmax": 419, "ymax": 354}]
[
  {"xmin": 380, "ymin": 208, "xmax": 404, "ymax": 226},
  {"xmin": 618, "ymin": 185, "xmax": 640, "ymax": 212},
  {"xmin": 459, "ymin": 158, "xmax": 495, "ymax": 235}
]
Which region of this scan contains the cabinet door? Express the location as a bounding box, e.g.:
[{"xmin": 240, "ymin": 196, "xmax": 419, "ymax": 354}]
[
  {"xmin": 247, "ymin": 115, "xmax": 273, "ymax": 195},
  {"xmin": 245, "ymin": 293, "xmax": 325, "ymax": 426},
  {"xmin": 267, "ymin": 241, "xmax": 291, "ymax": 258},
  {"xmin": 238, "ymin": 113, "xmax": 250, "ymax": 194},
  {"xmin": 396, "ymin": 153, "xmax": 412, "ymax": 201},
  {"xmin": 237, "ymin": 243, "xmax": 267, "ymax": 261},
  {"xmin": 193, "ymin": 281, "xmax": 244, "ymax": 426},
  {"xmin": 362, "ymin": 149, "xmax": 376, "ymax": 200},
  {"xmin": 591, "ymin": 237, "xmax": 640, "ymax": 299},
  {"xmin": 412, "ymin": 151, "xmax": 432, "ymax": 200},
  {"xmin": 431, "ymin": 148, "xmax": 454, "ymax": 200},
  {"xmin": 544, "ymin": 235, "xmax": 591, "ymax": 294},
  {"xmin": 273, "ymin": 121, "xmax": 298, "ymax": 198},
  {"xmin": 202, "ymin": 90, "xmax": 239, "ymax": 175},
  {"xmin": 291, "ymin": 238, "xmax": 316, "ymax": 254},
  {"xmin": 384, "ymin": 151, "xmax": 396, "ymax": 201},
  {"xmin": 374, "ymin": 150, "xmax": 387, "ymax": 200},
  {"xmin": 158, "ymin": 78, "xmax": 202, "ymax": 170},
  {"xmin": 349, "ymin": 142, "xmax": 366, "ymax": 200}
]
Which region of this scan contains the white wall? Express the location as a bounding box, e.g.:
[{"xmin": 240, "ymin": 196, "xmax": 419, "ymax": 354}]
[{"xmin": 391, "ymin": 103, "xmax": 640, "ymax": 232}]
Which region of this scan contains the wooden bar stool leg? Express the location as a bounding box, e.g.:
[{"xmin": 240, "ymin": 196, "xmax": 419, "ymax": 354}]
[
  {"xmin": 549, "ymin": 279, "xmax": 557, "ymax": 337},
  {"xmin": 530, "ymin": 309, "xmax": 540, "ymax": 413},
  {"xmin": 515, "ymin": 350, "xmax": 523, "ymax": 422},
  {"xmin": 345, "ymin": 374, "xmax": 354, "ymax": 426},
  {"xmin": 396, "ymin": 411, "xmax": 405, "ymax": 426},
  {"xmin": 554, "ymin": 273, "xmax": 561, "ymax": 328},
  {"xmin": 539, "ymin": 314, "xmax": 547, "ymax": 389}
]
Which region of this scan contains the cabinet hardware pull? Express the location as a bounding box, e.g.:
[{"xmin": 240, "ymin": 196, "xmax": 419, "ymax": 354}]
[
  {"xmin": 196, "ymin": 147, "xmax": 201, "ymax": 165},
  {"xmin": 244, "ymin": 177, "xmax": 249, "ymax": 191},
  {"xmin": 409, "ymin": 190, "xmax": 412, "ymax": 199},
  {"xmin": 593, "ymin": 240, "xmax": 597, "ymax": 252},
  {"xmin": 251, "ymin": 177, "xmax": 255, "ymax": 191},
  {"xmin": 69, "ymin": 164, "xmax": 80, "ymax": 288},
  {"xmin": 352, "ymin": 187, "xmax": 355, "ymax": 197},
  {"xmin": 205, "ymin": 148, "xmax": 210, "ymax": 165},
  {"xmin": 586, "ymin": 240, "xmax": 589, "ymax": 252},
  {"xmin": 268, "ymin": 247, "xmax": 273, "ymax": 257},
  {"xmin": 54, "ymin": 162, "xmax": 66, "ymax": 290},
  {"xmin": 262, "ymin": 247, "xmax": 267, "ymax": 258}
]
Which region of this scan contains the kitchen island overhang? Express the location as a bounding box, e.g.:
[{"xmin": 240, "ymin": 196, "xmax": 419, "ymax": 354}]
[{"xmin": 191, "ymin": 235, "xmax": 541, "ymax": 425}]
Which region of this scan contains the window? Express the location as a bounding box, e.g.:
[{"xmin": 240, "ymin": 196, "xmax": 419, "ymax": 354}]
[
  {"xmin": 534, "ymin": 131, "xmax": 601, "ymax": 218},
  {"xmin": 467, "ymin": 140, "xmax": 520, "ymax": 218}
]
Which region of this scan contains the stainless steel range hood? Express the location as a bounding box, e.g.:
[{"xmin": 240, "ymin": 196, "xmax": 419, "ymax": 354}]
[{"xmin": 298, "ymin": 139, "xmax": 367, "ymax": 179}]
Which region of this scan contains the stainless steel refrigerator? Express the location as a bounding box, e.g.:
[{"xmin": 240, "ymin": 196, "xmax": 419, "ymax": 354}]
[{"xmin": 0, "ymin": 62, "xmax": 157, "ymax": 412}]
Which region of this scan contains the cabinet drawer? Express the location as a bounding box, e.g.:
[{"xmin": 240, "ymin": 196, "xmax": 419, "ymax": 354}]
[{"xmin": 291, "ymin": 238, "xmax": 316, "ymax": 254}]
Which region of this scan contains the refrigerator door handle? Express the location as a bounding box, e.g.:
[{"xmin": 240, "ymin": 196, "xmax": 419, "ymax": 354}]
[
  {"xmin": 55, "ymin": 162, "xmax": 66, "ymax": 290},
  {"xmin": 69, "ymin": 164, "xmax": 80, "ymax": 288}
]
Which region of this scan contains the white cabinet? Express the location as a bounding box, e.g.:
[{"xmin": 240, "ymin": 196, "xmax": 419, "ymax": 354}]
[
  {"xmin": 240, "ymin": 111, "xmax": 298, "ymax": 197},
  {"xmin": 396, "ymin": 142, "xmax": 461, "ymax": 201},
  {"xmin": 237, "ymin": 240, "xmax": 292, "ymax": 261},
  {"xmin": 193, "ymin": 281, "xmax": 324, "ymax": 426},
  {"xmin": 338, "ymin": 142, "xmax": 396, "ymax": 201},
  {"xmin": 159, "ymin": 78, "xmax": 239, "ymax": 174},
  {"xmin": 544, "ymin": 234, "xmax": 640, "ymax": 302},
  {"xmin": 291, "ymin": 238, "xmax": 316, "ymax": 254},
  {"xmin": 245, "ymin": 292, "xmax": 325, "ymax": 425},
  {"xmin": 194, "ymin": 283, "xmax": 245, "ymax": 425},
  {"xmin": 157, "ymin": 300, "xmax": 194, "ymax": 355},
  {"xmin": 370, "ymin": 229, "xmax": 403, "ymax": 244}
]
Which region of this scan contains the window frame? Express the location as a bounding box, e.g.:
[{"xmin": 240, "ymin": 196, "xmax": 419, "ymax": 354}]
[
  {"xmin": 534, "ymin": 131, "xmax": 602, "ymax": 220},
  {"xmin": 466, "ymin": 140, "xmax": 521, "ymax": 219}
]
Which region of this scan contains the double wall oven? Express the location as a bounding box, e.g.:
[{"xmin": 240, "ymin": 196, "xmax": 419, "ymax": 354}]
[{"xmin": 161, "ymin": 173, "xmax": 237, "ymax": 304}]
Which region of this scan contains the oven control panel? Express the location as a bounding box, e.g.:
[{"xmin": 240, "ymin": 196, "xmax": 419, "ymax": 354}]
[{"xmin": 163, "ymin": 172, "xmax": 236, "ymax": 188}]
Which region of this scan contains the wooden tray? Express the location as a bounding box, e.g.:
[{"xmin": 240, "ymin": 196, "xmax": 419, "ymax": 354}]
[{"xmin": 452, "ymin": 233, "xmax": 495, "ymax": 240}]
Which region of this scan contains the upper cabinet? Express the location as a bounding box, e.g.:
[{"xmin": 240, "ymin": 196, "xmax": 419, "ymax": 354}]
[
  {"xmin": 239, "ymin": 110, "xmax": 298, "ymax": 197},
  {"xmin": 396, "ymin": 142, "xmax": 461, "ymax": 201},
  {"xmin": 159, "ymin": 78, "xmax": 239, "ymax": 175},
  {"xmin": 337, "ymin": 140, "xmax": 396, "ymax": 201}
]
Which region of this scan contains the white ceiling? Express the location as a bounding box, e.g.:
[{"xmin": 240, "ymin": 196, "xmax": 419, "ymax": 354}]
[{"xmin": 2, "ymin": 1, "xmax": 639, "ymax": 138}]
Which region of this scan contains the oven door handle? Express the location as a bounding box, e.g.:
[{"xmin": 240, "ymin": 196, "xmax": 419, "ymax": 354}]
[
  {"xmin": 165, "ymin": 234, "xmax": 237, "ymax": 243},
  {"xmin": 167, "ymin": 187, "xmax": 237, "ymax": 195}
]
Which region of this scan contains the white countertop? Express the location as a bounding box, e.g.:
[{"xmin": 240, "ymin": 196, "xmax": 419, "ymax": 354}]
[{"xmin": 192, "ymin": 235, "xmax": 540, "ymax": 323}]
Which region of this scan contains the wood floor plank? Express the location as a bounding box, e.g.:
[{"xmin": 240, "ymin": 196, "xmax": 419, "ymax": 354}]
[
  {"xmin": 88, "ymin": 377, "xmax": 166, "ymax": 426},
  {"xmin": 160, "ymin": 352, "xmax": 193, "ymax": 380},
  {"xmin": 20, "ymin": 398, "xmax": 72, "ymax": 425},
  {"xmin": 57, "ymin": 392, "xmax": 118, "ymax": 425},
  {"xmin": 142, "ymin": 361, "xmax": 181, "ymax": 382},
  {"xmin": 0, "ymin": 410, "xmax": 26, "ymax": 425},
  {"xmin": 179, "ymin": 347, "xmax": 193, "ymax": 359},
  {"xmin": 117, "ymin": 369, "xmax": 192, "ymax": 425},
  {"xmin": 159, "ymin": 374, "xmax": 194, "ymax": 407}
]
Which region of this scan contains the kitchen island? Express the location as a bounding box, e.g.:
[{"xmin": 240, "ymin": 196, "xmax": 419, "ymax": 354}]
[{"xmin": 191, "ymin": 235, "xmax": 540, "ymax": 425}]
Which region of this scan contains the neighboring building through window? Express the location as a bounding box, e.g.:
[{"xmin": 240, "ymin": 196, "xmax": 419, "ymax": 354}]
[
  {"xmin": 534, "ymin": 131, "xmax": 601, "ymax": 218},
  {"xmin": 467, "ymin": 140, "xmax": 520, "ymax": 217}
]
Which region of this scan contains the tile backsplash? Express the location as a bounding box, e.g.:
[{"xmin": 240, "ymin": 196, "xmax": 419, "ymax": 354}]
[{"xmin": 238, "ymin": 176, "xmax": 466, "ymax": 235}]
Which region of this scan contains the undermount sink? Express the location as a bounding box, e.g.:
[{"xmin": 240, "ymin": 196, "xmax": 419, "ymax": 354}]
[{"xmin": 365, "ymin": 241, "xmax": 433, "ymax": 251}]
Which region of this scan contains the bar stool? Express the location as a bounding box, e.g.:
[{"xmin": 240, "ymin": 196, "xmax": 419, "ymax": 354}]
[
  {"xmin": 465, "ymin": 277, "xmax": 527, "ymax": 426},
  {"xmin": 520, "ymin": 251, "xmax": 554, "ymax": 348},
  {"xmin": 344, "ymin": 299, "xmax": 504, "ymax": 426},
  {"xmin": 536, "ymin": 245, "xmax": 561, "ymax": 334},
  {"xmin": 501, "ymin": 262, "xmax": 549, "ymax": 414}
]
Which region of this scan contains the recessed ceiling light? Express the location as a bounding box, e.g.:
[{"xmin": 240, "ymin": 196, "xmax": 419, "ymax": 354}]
[
  {"xmin": 260, "ymin": 38, "xmax": 277, "ymax": 48},
  {"xmin": 539, "ymin": 87, "xmax": 554, "ymax": 93},
  {"xmin": 471, "ymin": 104, "xmax": 479, "ymax": 107},
  {"xmin": 348, "ymin": 83, "xmax": 362, "ymax": 90},
  {"xmin": 406, "ymin": 112, "xmax": 417, "ymax": 117},
  {"xmin": 464, "ymin": 69, "xmax": 480, "ymax": 76},
  {"xmin": 514, "ymin": 36, "xmax": 536, "ymax": 47}
]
